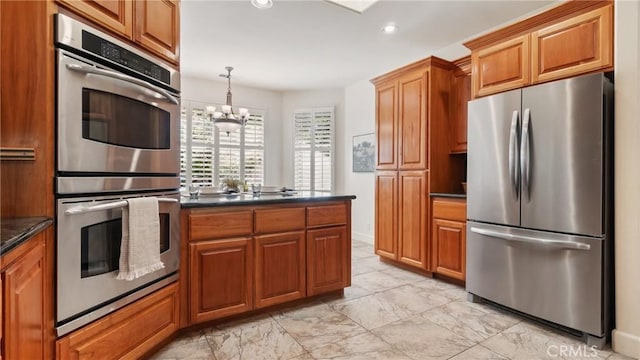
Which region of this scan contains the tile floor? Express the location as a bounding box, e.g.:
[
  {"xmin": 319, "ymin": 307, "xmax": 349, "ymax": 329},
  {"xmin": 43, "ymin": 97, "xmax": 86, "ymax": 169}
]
[{"xmin": 152, "ymin": 240, "xmax": 634, "ymax": 360}]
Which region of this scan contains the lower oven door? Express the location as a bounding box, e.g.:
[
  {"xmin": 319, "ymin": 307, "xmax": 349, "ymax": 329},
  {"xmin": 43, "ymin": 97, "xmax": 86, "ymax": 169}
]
[{"xmin": 56, "ymin": 191, "xmax": 180, "ymax": 335}]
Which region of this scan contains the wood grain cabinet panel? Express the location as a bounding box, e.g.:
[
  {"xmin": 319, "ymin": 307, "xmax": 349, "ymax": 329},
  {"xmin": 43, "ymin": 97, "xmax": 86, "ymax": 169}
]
[
  {"xmin": 531, "ymin": 5, "xmax": 613, "ymax": 83},
  {"xmin": 134, "ymin": 0, "xmax": 180, "ymax": 64},
  {"xmin": 398, "ymin": 71, "xmax": 428, "ymax": 170},
  {"xmin": 254, "ymin": 207, "xmax": 305, "ymax": 234},
  {"xmin": 254, "ymin": 231, "xmax": 305, "ymax": 308},
  {"xmin": 472, "ymin": 34, "xmax": 530, "ymax": 98},
  {"xmin": 56, "ymin": 283, "xmax": 179, "ymax": 360},
  {"xmin": 375, "ymin": 81, "xmax": 398, "ymax": 169},
  {"xmin": 189, "ymin": 238, "xmax": 253, "ymax": 323},
  {"xmin": 2, "ymin": 240, "xmax": 46, "ymax": 360},
  {"xmin": 431, "ymin": 198, "xmax": 467, "ymax": 281},
  {"xmin": 56, "ymin": 0, "xmax": 133, "ymax": 38},
  {"xmin": 189, "ymin": 210, "xmax": 253, "ymax": 241},
  {"xmin": 450, "ymin": 68, "xmax": 471, "ymax": 153},
  {"xmin": 375, "ymin": 171, "xmax": 398, "ymax": 260},
  {"xmin": 307, "ymin": 204, "xmax": 347, "ymax": 228},
  {"xmin": 398, "ymin": 171, "xmax": 428, "ymax": 269},
  {"xmin": 307, "ymin": 226, "xmax": 348, "ymax": 296}
]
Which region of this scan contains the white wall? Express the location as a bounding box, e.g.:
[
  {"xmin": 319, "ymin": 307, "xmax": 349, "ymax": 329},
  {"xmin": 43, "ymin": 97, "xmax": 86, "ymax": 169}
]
[
  {"xmin": 181, "ymin": 75, "xmax": 285, "ymax": 185},
  {"xmin": 343, "ymin": 80, "xmax": 376, "ymax": 243},
  {"xmin": 281, "ymin": 89, "xmax": 345, "ymax": 188},
  {"xmin": 613, "ymin": 1, "xmax": 640, "ymax": 358}
]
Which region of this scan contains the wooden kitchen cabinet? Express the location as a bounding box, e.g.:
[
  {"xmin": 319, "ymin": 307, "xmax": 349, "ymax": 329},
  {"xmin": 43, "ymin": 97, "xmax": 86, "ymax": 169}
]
[
  {"xmin": 471, "ymin": 34, "xmax": 530, "ymax": 98},
  {"xmin": 375, "ymin": 171, "xmax": 398, "ymax": 260},
  {"xmin": 531, "ymin": 5, "xmax": 613, "ymax": 84},
  {"xmin": 134, "ymin": 0, "xmax": 180, "ymax": 63},
  {"xmin": 2, "ymin": 239, "xmax": 46, "ymax": 360},
  {"xmin": 56, "ymin": 0, "xmax": 180, "ymax": 65},
  {"xmin": 56, "ymin": 0, "xmax": 133, "ymax": 37},
  {"xmin": 189, "ymin": 237, "xmax": 253, "ymax": 323},
  {"xmin": 450, "ymin": 57, "xmax": 471, "ymax": 153},
  {"xmin": 306, "ymin": 202, "xmax": 350, "ymax": 296},
  {"xmin": 254, "ymin": 231, "xmax": 306, "ymax": 308},
  {"xmin": 465, "ymin": 1, "xmax": 613, "ymax": 98},
  {"xmin": 372, "ymin": 57, "xmax": 455, "ymax": 273},
  {"xmin": 375, "ymin": 81, "xmax": 398, "ymax": 170},
  {"xmin": 56, "ymin": 282, "xmax": 179, "ymax": 360},
  {"xmin": 431, "ymin": 197, "xmax": 467, "ymax": 281},
  {"xmin": 398, "ymin": 171, "xmax": 429, "ymax": 269}
]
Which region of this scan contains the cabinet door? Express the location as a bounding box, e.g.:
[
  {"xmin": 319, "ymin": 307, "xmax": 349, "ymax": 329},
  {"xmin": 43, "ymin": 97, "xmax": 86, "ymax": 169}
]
[
  {"xmin": 375, "ymin": 81, "xmax": 398, "ymax": 169},
  {"xmin": 472, "ymin": 34, "xmax": 530, "ymax": 98},
  {"xmin": 450, "ymin": 72, "xmax": 471, "ymax": 153},
  {"xmin": 56, "ymin": 0, "xmax": 133, "ymax": 38},
  {"xmin": 531, "ymin": 5, "xmax": 612, "ymax": 84},
  {"xmin": 254, "ymin": 231, "xmax": 306, "ymax": 308},
  {"xmin": 307, "ymin": 226, "xmax": 348, "ymax": 296},
  {"xmin": 134, "ymin": 0, "xmax": 180, "ymax": 64},
  {"xmin": 432, "ymin": 219, "xmax": 466, "ymax": 281},
  {"xmin": 398, "ymin": 70, "xmax": 428, "ymax": 169},
  {"xmin": 375, "ymin": 171, "xmax": 398, "ymax": 260},
  {"xmin": 56, "ymin": 282, "xmax": 179, "ymax": 360},
  {"xmin": 3, "ymin": 241, "xmax": 45, "ymax": 360},
  {"xmin": 189, "ymin": 238, "xmax": 253, "ymax": 324},
  {"xmin": 398, "ymin": 170, "xmax": 428, "ymax": 269}
]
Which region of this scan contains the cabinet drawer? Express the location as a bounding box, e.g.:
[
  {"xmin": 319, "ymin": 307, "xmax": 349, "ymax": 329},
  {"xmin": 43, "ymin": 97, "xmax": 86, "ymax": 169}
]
[
  {"xmin": 307, "ymin": 204, "xmax": 347, "ymax": 228},
  {"xmin": 432, "ymin": 198, "xmax": 466, "ymax": 222},
  {"xmin": 254, "ymin": 207, "xmax": 305, "ymax": 234},
  {"xmin": 531, "ymin": 5, "xmax": 612, "ymax": 84},
  {"xmin": 189, "ymin": 210, "xmax": 253, "ymax": 241},
  {"xmin": 56, "ymin": 282, "xmax": 179, "ymax": 360}
]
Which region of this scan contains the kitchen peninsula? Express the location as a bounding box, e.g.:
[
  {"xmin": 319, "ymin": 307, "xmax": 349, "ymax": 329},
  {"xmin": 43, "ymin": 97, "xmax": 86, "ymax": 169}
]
[{"xmin": 179, "ymin": 193, "xmax": 356, "ymax": 327}]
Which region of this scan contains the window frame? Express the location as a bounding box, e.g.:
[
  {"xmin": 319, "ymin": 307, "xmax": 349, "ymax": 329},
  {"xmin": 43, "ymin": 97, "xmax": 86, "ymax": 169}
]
[{"xmin": 181, "ymin": 100, "xmax": 267, "ymax": 188}]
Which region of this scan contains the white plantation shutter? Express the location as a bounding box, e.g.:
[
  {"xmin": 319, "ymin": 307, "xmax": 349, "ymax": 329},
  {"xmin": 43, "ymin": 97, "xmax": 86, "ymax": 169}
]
[
  {"xmin": 180, "ymin": 101, "xmax": 265, "ymax": 187},
  {"xmin": 294, "ymin": 107, "xmax": 334, "ymax": 192}
]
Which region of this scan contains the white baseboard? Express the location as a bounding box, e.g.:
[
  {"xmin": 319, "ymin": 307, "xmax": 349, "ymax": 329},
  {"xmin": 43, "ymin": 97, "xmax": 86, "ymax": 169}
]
[
  {"xmin": 352, "ymin": 231, "xmax": 373, "ymax": 244},
  {"xmin": 613, "ymin": 329, "xmax": 640, "ymax": 359}
]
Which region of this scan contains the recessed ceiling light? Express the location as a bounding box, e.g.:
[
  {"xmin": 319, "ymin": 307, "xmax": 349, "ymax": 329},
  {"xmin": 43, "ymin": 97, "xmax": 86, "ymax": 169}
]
[
  {"xmin": 382, "ymin": 23, "xmax": 397, "ymax": 34},
  {"xmin": 251, "ymin": 0, "xmax": 273, "ymax": 9}
]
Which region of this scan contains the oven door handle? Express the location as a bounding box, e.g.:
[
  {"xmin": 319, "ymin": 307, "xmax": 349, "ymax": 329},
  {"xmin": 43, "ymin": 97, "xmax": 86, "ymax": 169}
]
[
  {"xmin": 66, "ymin": 63, "xmax": 179, "ymax": 105},
  {"xmin": 64, "ymin": 198, "xmax": 178, "ymax": 215}
]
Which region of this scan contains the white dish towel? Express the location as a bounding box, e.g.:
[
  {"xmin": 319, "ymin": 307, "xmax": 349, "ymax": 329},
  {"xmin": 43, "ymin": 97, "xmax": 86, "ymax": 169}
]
[{"xmin": 116, "ymin": 197, "xmax": 165, "ymax": 281}]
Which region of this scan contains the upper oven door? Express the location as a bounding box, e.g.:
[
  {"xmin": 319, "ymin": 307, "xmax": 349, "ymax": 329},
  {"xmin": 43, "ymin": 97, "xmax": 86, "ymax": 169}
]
[{"xmin": 57, "ymin": 50, "xmax": 180, "ymax": 175}]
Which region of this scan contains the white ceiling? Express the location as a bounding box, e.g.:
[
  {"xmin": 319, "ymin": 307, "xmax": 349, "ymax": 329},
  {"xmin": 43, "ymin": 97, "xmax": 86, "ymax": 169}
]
[{"xmin": 181, "ymin": 0, "xmax": 556, "ymax": 91}]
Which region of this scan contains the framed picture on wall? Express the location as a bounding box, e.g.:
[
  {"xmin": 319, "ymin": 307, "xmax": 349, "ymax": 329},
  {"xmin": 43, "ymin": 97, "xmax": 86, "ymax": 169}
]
[{"xmin": 352, "ymin": 133, "xmax": 375, "ymax": 172}]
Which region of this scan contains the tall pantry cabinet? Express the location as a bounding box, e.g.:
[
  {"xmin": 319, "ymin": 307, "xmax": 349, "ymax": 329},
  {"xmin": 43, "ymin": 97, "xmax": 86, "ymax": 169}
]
[{"xmin": 372, "ymin": 57, "xmax": 455, "ymax": 272}]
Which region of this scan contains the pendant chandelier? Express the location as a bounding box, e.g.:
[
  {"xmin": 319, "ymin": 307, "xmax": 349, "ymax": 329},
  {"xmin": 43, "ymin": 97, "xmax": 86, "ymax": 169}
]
[{"xmin": 206, "ymin": 66, "xmax": 250, "ymax": 134}]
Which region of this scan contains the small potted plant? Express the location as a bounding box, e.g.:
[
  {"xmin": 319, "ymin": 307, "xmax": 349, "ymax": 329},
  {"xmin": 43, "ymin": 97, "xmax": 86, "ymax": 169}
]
[{"xmin": 222, "ymin": 177, "xmax": 242, "ymax": 193}]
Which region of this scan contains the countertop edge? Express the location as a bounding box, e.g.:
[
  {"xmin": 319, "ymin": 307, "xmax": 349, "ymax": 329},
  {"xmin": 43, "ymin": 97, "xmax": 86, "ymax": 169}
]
[
  {"xmin": 1, "ymin": 217, "xmax": 53, "ymax": 256},
  {"xmin": 181, "ymin": 194, "xmax": 357, "ymax": 208},
  {"xmin": 430, "ymin": 192, "xmax": 467, "ymax": 199}
]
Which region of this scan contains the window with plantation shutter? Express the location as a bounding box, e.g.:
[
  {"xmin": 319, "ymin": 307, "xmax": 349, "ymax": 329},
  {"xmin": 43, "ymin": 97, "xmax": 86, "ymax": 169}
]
[
  {"xmin": 294, "ymin": 107, "xmax": 334, "ymax": 192},
  {"xmin": 180, "ymin": 101, "xmax": 265, "ymax": 188}
]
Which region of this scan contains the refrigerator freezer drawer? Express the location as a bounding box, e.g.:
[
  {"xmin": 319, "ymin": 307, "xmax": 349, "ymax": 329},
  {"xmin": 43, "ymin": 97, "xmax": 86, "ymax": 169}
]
[{"xmin": 466, "ymin": 221, "xmax": 603, "ymax": 336}]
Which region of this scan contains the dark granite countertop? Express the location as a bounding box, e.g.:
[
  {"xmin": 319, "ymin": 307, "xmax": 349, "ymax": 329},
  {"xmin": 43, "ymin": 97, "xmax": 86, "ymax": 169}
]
[
  {"xmin": 430, "ymin": 192, "xmax": 467, "ymax": 199},
  {"xmin": 181, "ymin": 191, "xmax": 356, "ymax": 208},
  {"xmin": 1, "ymin": 217, "xmax": 53, "ymax": 256}
]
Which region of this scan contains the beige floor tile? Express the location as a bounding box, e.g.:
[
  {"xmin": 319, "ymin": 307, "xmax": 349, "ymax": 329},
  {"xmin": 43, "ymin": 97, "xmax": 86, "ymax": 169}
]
[
  {"xmin": 371, "ymin": 316, "xmax": 476, "ymax": 360},
  {"xmin": 205, "ymin": 318, "xmax": 306, "ymax": 360},
  {"xmin": 150, "ymin": 339, "xmax": 214, "ymax": 360},
  {"xmin": 448, "ymin": 344, "xmax": 509, "ymax": 360},
  {"xmin": 308, "ymin": 332, "xmax": 412, "ymax": 360},
  {"xmin": 481, "ymin": 321, "xmax": 612, "ymax": 360},
  {"xmin": 607, "ymin": 352, "xmax": 639, "ymax": 360},
  {"xmin": 421, "ymin": 300, "xmax": 521, "ymax": 342},
  {"xmin": 350, "ymin": 270, "xmax": 404, "ymax": 292},
  {"xmin": 319, "ymin": 283, "xmax": 373, "ymax": 305},
  {"xmin": 271, "ymin": 302, "xmax": 367, "ymax": 351}
]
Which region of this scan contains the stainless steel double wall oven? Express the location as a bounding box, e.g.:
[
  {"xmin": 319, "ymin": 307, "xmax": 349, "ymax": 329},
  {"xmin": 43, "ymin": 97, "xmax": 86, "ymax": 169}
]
[{"xmin": 54, "ymin": 14, "xmax": 181, "ymax": 336}]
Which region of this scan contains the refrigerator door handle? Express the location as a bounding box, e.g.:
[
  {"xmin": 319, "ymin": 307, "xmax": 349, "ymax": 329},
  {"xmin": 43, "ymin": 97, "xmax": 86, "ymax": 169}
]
[
  {"xmin": 520, "ymin": 108, "xmax": 531, "ymax": 200},
  {"xmin": 470, "ymin": 227, "xmax": 591, "ymax": 250},
  {"xmin": 508, "ymin": 110, "xmax": 520, "ymax": 199}
]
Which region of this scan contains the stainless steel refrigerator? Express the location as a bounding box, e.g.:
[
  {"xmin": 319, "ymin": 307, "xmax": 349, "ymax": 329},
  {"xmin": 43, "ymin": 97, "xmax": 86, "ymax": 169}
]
[{"xmin": 466, "ymin": 72, "xmax": 614, "ymax": 347}]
